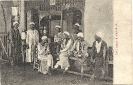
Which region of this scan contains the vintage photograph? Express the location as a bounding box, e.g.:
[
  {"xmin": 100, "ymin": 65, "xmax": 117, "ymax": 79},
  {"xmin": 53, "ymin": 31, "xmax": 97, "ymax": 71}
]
[{"xmin": 0, "ymin": 0, "xmax": 114, "ymax": 85}]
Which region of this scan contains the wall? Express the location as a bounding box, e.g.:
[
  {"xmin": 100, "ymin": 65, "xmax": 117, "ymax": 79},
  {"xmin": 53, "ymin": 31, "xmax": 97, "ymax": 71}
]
[
  {"xmin": 113, "ymin": 0, "xmax": 132, "ymax": 84},
  {"xmin": 0, "ymin": 4, "xmax": 6, "ymax": 33},
  {"xmin": 84, "ymin": 0, "xmax": 113, "ymax": 47},
  {"xmin": 0, "ymin": 3, "xmax": 11, "ymax": 33}
]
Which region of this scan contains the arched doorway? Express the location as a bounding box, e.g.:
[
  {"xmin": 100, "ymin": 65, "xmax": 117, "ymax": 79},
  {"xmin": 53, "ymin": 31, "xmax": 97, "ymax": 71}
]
[
  {"xmin": 62, "ymin": 7, "xmax": 82, "ymax": 33},
  {"xmin": 40, "ymin": 15, "xmax": 61, "ymax": 41},
  {"xmin": 31, "ymin": 8, "xmax": 39, "ymax": 31},
  {"xmin": 26, "ymin": 8, "xmax": 39, "ymax": 31},
  {"xmin": 40, "ymin": 15, "xmax": 61, "ymax": 60}
]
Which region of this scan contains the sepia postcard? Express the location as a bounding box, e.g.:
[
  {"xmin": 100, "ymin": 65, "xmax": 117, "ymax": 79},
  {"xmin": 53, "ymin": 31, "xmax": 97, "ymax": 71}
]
[{"xmin": 0, "ymin": 0, "xmax": 132, "ymax": 85}]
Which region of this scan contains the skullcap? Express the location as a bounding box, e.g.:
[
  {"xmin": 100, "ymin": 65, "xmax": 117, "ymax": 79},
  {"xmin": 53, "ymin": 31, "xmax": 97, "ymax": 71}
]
[
  {"xmin": 55, "ymin": 25, "xmax": 61, "ymax": 28},
  {"xmin": 13, "ymin": 22, "xmax": 19, "ymax": 26},
  {"xmin": 41, "ymin": 36, "xmax": 47, "ymax": 41},
  {"xmin": 96, "ymin": 31, "xmax": 104, "ymax": 39},
  {"xmin": 63, "ymin": 31, "xmax": 69, "ymax": 36},
  {"xmin": 30, "ymin": 22, "xmax": 35, "ymax": 25},
  {"xmin": 75, "ymin": 23, "xmax": 80, "ymax": 27},
  {"xmin": 77, "ymin": 32, "xmax": 83, "ymax": 37}
]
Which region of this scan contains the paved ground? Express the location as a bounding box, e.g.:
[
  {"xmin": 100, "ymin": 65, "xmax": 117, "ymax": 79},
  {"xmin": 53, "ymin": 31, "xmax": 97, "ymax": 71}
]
[{"xmin": 0, "ymin": 60, "xmax": 112, "ymax": 85}]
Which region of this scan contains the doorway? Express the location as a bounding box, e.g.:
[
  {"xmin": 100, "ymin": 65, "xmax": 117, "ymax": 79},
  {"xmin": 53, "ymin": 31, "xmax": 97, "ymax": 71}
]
[
  {"xmin": 63, "ymin": 7, "xmax": 82, "ymax": 33},
  {"xmin": 40, "ymin": 15, "xmax": 61, "ymax": 41}
]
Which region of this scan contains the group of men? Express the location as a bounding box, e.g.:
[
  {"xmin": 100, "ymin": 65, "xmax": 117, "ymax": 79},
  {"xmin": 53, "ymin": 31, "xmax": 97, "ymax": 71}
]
[
  {"xmin": 53, "ymin": 23, "xmax": 107, "ymax": 81},
  {"xmin": 10, "ymin": 21, "xmax": 107, "ymax": 81},
  {"xmin": 54, "ymin": 23, "xmax": 88, "ymax": 71}
]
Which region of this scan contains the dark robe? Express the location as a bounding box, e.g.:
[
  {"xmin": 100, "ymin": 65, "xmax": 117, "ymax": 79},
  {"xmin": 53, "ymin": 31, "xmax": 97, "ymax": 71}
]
[
  {"xmin": 10, "ymin": 28, "xmax": 21, "ymax": 62},
  {"xmin": 92, "ymin": 40, "xmax": 107, "ymax": 77}
]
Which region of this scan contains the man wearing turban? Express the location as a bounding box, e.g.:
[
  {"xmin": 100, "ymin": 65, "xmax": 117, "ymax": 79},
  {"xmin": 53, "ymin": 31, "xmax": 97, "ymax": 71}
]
[
  {"xmin": 54, "ymin": 31, "xmax": 73, "ymax": 71},
  {"xmin": 73, "ymin": 23, "xmax": 82, "ymax": 34},
  {"xmin": 37, "ymin": 36, "xmax": 53, "ymax": 75},
  {"xmin": 54, "ymin": 25, "xmax": 63, "ymax": 60},
  {"xmin": 26, "ymin": 22, "xmax": 39, "ymax": 63},
  {"xmin": 90, "ymin": 31, "xmax": 107, "ymax": 81},
  {"xmin": 72, "ymin": 32, "xmax": 88, "ymax": 57},
  {"xmin": 9, "ymin": 22, "xmax": 21, "ymax": 65},
  {"xmin": 70, "ymin": 32, "xmax": 88, "ymax": 71}
]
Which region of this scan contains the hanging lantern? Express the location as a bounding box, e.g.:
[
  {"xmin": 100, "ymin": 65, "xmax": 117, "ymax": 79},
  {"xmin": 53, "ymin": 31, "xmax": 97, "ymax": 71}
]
[{"xmin": 21, "ymin": 30, "xmax": 26, "ymax": 40}]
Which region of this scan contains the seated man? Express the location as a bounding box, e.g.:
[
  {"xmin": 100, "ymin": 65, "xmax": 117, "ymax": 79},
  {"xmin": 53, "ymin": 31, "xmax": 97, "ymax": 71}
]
[
  {"xmin": 70, "ymin": 32, "xmax": 89, "ymax": 71},
  {"xmin": 38, "ymin": 36, "xmax": 53, "ymax": 75},
  {"xmin": 72, "ymin": 32, "xmax": 88, "ymax": 58},
  {"xmin": 54, "ymin": 31, "xmax": 73, "ymax": 71}
]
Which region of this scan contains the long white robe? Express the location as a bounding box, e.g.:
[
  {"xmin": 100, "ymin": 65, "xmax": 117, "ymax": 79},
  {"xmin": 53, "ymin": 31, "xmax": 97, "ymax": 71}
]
[
  {"xmin": 26, "ymin": 29, "xmax": 39, "ymax": 62},
  {"xmin": 56, "ymin": 39, "xmax": 73, "ymax": 69},
  {"xmin": 38, "ymin": 43, "xmax": 53, "ymax": 74}
]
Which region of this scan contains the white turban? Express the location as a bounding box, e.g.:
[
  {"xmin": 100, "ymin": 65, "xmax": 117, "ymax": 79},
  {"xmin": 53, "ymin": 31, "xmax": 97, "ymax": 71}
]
[
  {"xmin": 13, "ymin": 22, "xmax": 19, "ymax": 26},
  {"xmin": 30, "ymin": 22, "xmax": 35, "ymax": 25},
  {"xmin": 41, "ymin": 36, "xmax": 47, "ymax": 41},
  {"xmin": 43, "ymin": 30, "xmax": 47, "ymax": 34},
  {"xmin": 96, "ymin": 31, "xmax": 104, "ymax": 39},
  {"xmin": 63, "ymin": 31, "xmax": 69, "ymax": 36},
  {"xmin": 77, "ymin": 32, "xmax": 83, "ymax": 37},
  {"xmin": 75, "ymin": 23, "xmax": 80, "ymax": 27},
  {"xmin": 55, "ymin": 25, "xmax": 61, "ymax": 28}
]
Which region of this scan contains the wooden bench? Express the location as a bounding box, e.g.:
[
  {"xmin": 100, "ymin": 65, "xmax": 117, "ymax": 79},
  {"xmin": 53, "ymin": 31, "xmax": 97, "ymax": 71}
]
[{"xmin": 69, "ymin": 56, "xmax": 88, "ymax": 78}]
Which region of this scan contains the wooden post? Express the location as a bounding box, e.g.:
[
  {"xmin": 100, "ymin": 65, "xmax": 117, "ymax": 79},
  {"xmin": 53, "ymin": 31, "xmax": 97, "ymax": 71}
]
[
  {"xmin": 20, "ymin": 0, "xmax": 26, "ymax": 65},
  {"xmin": 60, "ymin": 9, "xmax": 63, "ymax": 32},
  {"xmin": 20, "ymin": 0, "xmax": 25, "ymax": 33}
]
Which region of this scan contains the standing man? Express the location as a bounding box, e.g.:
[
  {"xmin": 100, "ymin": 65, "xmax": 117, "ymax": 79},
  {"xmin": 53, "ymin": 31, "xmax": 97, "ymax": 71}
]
[
  {"xmin": 10, "ymin": 22, "xmax": 21, "ymax": 65},
  {"xmin": 26, "ymin": 22, "xmax": 39, "ymax": 64},
  {"xmin": 71, "ymin": 23, "xmax": 82, "ymax": 43},
  {"xmin": 73, "ymin": 23, "xmax": 82, "ymax": 34},
  {"xmin": 54, "ymin": 25, "xmax": 62, "ymax": 60},
  {"xmin": 43, "ymin": 26, "xmax": 50, "ymax": 43},
  {"xmin": 90, "ymin": 31, "xmax": 107, "ymax": 81},
  {"xmin": 54, "ymin": 25, "xmax": 62, "ymax": 43}
]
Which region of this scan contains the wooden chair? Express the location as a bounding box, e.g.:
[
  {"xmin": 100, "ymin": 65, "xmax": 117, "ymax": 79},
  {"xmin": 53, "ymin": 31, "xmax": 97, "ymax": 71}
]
[
  {"xmin": 33, "ymin": 47, "xmax": 40, "ymax": 70},
  {"xmin": 105, "ymin": 46, "xmax": 113, "ymax": 80},
  {"xmin": 69, "ymin": 56, "xmax": 88, "ymax": 78}
]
